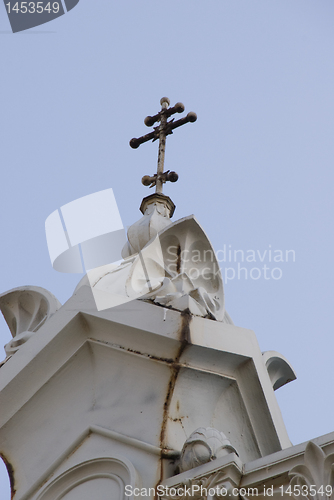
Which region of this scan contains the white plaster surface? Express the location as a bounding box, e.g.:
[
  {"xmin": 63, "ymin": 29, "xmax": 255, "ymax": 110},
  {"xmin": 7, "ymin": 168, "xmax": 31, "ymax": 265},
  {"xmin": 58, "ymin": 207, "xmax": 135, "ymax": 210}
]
[{"xmin": 0, "ymin": 214, "xmax": 301, "ymax": 499}]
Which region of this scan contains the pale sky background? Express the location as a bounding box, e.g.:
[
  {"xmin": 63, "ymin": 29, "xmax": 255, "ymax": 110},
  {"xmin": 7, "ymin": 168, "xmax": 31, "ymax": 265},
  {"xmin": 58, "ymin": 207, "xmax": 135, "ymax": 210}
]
[{"xmin": 1, "ymin": 1, "xmax": 334, "ymax": 497}]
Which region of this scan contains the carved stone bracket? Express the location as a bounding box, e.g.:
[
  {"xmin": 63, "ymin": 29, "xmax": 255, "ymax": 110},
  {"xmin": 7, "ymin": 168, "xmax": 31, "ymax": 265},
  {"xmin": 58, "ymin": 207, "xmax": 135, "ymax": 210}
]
[
  {"xmin": 160, "ymin": 452, "xmax": 243, "ymax": 500},
  {"xmin": 161, "ymin": 473, "xmax": 236, "ymax": 500},
  {"xmin": 289, "ymin": 441, "xmax": 334, "ymax": 500}
]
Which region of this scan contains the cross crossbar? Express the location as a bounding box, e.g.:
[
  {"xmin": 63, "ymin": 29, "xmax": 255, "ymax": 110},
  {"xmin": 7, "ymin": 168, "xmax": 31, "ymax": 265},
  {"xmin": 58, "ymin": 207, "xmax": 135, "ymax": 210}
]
[{"xmin": 129, "ymin": 97, "xmax": 197, "ymax": 194}]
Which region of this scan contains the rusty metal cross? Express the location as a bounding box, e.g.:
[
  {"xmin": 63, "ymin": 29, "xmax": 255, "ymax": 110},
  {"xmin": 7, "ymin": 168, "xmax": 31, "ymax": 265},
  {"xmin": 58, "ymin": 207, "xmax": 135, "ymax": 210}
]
[{"xmin": 130, "ymin": 97, "xmax": 197, "ymax": 194}]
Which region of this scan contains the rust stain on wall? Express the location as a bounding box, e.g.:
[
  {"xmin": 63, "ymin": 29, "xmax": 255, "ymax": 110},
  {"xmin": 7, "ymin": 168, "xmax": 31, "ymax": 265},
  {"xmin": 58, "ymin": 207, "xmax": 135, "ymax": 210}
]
[
  {"xmin": 176, "ymin": 244, "xmax": 182, "ymax": 274},
  {"xmin": 156, "ymin": 308, "xmax": 192, "ymax": 496}
]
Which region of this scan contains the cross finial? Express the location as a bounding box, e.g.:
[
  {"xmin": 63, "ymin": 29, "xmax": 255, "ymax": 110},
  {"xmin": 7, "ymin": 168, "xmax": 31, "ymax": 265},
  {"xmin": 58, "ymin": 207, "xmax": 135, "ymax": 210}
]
[{"xmin": 130, "ymin": 97, "xmax": 197, "ymax": 194}]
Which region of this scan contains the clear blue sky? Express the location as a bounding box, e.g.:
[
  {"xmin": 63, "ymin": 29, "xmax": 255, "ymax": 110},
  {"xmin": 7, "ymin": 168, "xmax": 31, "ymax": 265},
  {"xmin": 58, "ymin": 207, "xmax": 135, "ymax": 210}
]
[{"xmin": 1, "ymin": 1, "xmax": 334, "ymax": 497}]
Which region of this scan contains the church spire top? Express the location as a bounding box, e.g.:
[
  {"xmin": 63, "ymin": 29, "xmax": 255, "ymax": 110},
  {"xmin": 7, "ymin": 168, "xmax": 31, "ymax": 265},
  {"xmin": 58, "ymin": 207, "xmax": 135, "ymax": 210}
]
[{"xmin": 129, "ymin": 97, "xmax": 197, "ymax": 194}]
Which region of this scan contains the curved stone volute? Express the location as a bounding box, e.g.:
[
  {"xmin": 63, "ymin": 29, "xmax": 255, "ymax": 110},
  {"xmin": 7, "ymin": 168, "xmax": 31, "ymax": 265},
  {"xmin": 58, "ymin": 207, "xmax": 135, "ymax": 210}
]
[
  {"xmin": 82, "ymin": 214, "xmax": 229, "ymax": 322},
  {"xmin": 0, "ymin": 286, "xmax": 61, "ymax": 357},
  {"xmin": 126, "ymin": 215, "xmax": 226, "ymax": 321}
]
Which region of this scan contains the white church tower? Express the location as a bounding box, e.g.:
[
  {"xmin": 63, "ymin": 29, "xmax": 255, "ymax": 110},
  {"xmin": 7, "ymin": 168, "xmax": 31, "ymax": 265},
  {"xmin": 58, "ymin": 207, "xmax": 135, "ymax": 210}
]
[{"xmin": 0, "ymin": 98, "xmax": 333, "ymax": 500}]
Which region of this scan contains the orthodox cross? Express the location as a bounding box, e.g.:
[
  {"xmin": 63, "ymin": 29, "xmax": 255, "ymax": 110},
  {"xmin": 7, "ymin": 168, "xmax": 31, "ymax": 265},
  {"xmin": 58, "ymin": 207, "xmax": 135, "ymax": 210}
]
[{"xmin": 130, "ymin": 97, "xmax": 197, "ymax": 194}]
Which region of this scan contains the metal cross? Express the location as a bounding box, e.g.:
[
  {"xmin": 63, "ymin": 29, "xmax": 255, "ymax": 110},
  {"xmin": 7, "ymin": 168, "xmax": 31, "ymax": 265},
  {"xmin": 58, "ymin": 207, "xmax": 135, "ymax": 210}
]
[{"xmin": 130, "ymin": 97, "xmax": 197, "ymax": 194}]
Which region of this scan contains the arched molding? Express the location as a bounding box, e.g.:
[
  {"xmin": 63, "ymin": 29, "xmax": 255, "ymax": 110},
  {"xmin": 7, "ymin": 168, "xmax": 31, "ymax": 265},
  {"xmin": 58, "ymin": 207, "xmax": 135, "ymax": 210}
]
[{"xmin": 37, "ymin": 456, "xmax": 139, "ymax": 500}]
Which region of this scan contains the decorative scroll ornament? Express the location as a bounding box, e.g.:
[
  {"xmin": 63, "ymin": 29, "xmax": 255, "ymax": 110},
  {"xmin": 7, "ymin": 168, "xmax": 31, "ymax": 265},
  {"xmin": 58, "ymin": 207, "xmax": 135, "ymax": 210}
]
[
  {"xmin": 85, "ymin": 215, "xmax": 231, "ymax": 321},
  {"xmin": 127, "ymin": 215, "xmax": 228, "ymax": 321},
  {"xmin": 289, "ymin": 441, "xmax": 334, "ymax": 500},
  {"xmin": 0, "ymin": 286, "xmax": 61, "ymax": 360},
  {"xmin": 179, "ymin": 427, "xmax": 238, "ymax": 473}
]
